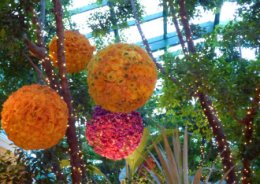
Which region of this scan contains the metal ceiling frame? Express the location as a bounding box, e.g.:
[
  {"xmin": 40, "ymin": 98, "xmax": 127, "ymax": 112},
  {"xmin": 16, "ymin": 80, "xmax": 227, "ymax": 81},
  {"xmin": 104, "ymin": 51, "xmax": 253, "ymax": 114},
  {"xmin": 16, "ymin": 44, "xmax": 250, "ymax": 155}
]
[{"xmin": 69, "ymin": 0, "xmax": 214, "ymax": 52}]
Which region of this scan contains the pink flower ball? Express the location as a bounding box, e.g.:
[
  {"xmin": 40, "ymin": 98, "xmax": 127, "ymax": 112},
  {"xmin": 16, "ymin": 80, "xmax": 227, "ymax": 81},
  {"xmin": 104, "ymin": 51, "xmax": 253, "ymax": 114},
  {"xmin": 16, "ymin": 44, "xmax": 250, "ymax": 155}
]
[
  {"xmin": 86, "ymin": 108, "xmax": 143, "ymax": 160},
  {"xmin": 92, "ymin": 106, "xmax": 110, "ymax": 118}
]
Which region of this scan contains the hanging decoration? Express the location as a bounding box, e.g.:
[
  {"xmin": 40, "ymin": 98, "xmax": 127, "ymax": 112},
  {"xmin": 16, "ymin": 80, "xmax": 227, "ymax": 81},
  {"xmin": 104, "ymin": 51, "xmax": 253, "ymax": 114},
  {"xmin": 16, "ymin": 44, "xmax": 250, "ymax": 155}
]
[
  {"xmin": 86, "ymin": 106, "xmax": 144, "ymax": 160},
  {"xmin": 87, "ymin": 43, "xmax": 157, "ymax": 113},
  {"xmin": 1, "ymin": 84, "xmax": 68, "ymax": 150},
  {"xmin": 49, "ymin": 30, "xmax": 95, "ymax": 73},
  {"xmin": 91, "ymin": 105, "xmax": 110, "ymax": 118}
]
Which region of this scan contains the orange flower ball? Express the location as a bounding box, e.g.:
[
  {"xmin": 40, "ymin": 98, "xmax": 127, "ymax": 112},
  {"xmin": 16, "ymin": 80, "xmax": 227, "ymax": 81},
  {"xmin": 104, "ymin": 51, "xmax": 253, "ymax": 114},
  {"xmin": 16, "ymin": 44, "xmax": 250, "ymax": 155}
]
[
  {"xmin": 49, "ymin": 30, "xmax": 95, "ymax": 73},
  {"xmin": 88, "ymin": 43, "xmax": 157, "ymax": 113},
  {"xmin": 1, "ymin": 84, "xmax": 68, "ymax": 150}
]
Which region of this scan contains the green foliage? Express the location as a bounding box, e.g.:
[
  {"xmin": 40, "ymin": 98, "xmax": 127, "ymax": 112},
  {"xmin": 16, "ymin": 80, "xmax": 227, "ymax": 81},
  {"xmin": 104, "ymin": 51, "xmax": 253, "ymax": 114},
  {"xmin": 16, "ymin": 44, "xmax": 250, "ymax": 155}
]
[
  {"xmin": 87, "ymin": 165, "xmax": 112, "ymax": 184},
  {"xmin": 160, "ymin": 15, "xmax": 259, "ymax": 140},
  {"xmin": 146, "ymin": 128, "xmax": 233, "ymax": 184},
  {"xmin": 89, "ymin": 0, "xmax": 143, "ymax": 36},
  {"xmin": 156, "ymin": 1, "xmax": 259, "ymax": 182},
  {"xmin": 166, "ymin": 0, "xmax": 223, "ymax": 20},
  {"xmin": 126, "ymin": 128, "xmax": 150, "ymax": 176},
  {"xmin": 15, "ymin": 146, "xmax": 68, "ymax": 183},
  {"xmin": 158, "ymin": 53, "xmax": 212, "ymax": 140},
  {"xmin": 0, "ymin": 0, "xmax": 37, "ymax": 111},
  {"xmin": 0, "ymin": 150, "xmax": 32, "ymax": 184},
  {"xmin": 87, "ymin": 0, "xmax": 143, "ymax": 48},
  {"xmin": 69, "ymin": 72, "xmax": 93, "ymax": 118},
  {"xmin": 0, "ymin": 0, "xmax": 74, "ymax": 113}
]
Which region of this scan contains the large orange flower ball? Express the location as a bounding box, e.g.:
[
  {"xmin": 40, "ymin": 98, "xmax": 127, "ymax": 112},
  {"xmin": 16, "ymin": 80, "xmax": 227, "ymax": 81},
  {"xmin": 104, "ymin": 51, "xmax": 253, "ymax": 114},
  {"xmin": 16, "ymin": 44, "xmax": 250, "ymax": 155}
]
[
  {"xmin": 88, "ymin": 43, "xmax": 157, "ymax": 113},
  {"xmin": 1, "ymin": 84, "xmax": 68, "ymax": 150},
  {"xmin": 49, "ymin": 30, "xmax": 95, "ymax": 73}
]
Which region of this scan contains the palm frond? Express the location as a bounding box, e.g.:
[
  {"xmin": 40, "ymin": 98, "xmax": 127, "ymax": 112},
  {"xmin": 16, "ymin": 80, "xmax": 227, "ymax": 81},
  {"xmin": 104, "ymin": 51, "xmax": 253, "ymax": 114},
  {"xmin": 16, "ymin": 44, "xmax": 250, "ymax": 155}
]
[
  {"xmin": 193, "ymin": 168, "xmax": 202, "ymax": 184},
  {"xmin": 172, "ymin": 129, "xmax": 182, "ymax": 182},
  {"xmin": 183, "ymin": 126, "xmax": 189, "ymax": 184}
]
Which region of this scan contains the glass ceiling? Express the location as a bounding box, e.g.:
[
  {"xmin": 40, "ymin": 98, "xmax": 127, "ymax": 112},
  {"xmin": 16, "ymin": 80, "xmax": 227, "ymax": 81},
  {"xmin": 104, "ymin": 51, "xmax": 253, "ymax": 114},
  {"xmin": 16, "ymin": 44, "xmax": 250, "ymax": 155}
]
[{"xmin": 68, "ymin": 0, "xmax": 254, "ymax": 59}]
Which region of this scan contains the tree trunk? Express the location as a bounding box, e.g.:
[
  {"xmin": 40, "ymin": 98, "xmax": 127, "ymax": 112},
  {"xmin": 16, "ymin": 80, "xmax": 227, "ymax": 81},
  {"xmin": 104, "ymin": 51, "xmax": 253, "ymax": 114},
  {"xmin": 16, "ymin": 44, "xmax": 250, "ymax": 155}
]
[
  {"xmin": 167, "ymin": 0, "xmax": 187, "ymax": 54},
  {"xmin": 197, "ymin": 93, "xmax": 236, "ymax": 183},
  {"xmin": 52, "ymin": 0, "xmax": 86, "ymax": 183},
  {"xmin": 178, "ymin": 0, "xmax": 195, "ymax": 53},
  {"xmin": 131, "ymin": 0, "xmax": 237, "ymax": 182},
  {"xmin": 177, "ymin": 1, "xmax": 236, "ymax": 182},
  {"xmin": 241, "ymin": 88, "xmax": 259, "ymax": 184}
]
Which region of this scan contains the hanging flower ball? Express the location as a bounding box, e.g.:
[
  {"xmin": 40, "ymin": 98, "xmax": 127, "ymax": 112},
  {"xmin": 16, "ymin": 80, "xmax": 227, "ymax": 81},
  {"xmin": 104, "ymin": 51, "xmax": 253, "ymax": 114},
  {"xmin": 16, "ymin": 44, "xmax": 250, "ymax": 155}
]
[
  {"xmin": 49, "ymin": 30, "xmax": 95, "ymax": 73},
  {"xmin": 86, "ymin": 108, "xmax": 144, "ymax": 160},
  {"xmin": 1, "ymin": 84, "xmax": 68, "ymax": 150},
  {"xmin": 87, "ymin": 43, "xmax": 157, "ymax": 113},
  {"xmin": 92, "ymin": 105, "xmax": 110, "ymax": 118}
]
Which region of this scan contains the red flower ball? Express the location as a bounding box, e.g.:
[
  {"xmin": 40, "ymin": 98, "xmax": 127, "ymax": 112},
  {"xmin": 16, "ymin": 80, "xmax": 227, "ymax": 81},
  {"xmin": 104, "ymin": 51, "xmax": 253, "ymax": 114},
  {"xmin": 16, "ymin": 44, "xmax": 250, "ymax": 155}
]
[
  {"xmin": 86, "ymin": 108, "xmax": 143, "ymax": 160},
  {"xmin": 92, "ymin": 106, "xmax": 110, "ymax": 118}
]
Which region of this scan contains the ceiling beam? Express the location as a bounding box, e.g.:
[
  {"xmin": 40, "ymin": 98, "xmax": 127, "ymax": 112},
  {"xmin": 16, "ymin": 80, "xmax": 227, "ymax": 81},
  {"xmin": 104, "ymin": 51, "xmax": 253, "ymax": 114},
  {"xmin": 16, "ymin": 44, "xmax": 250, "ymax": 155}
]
[
  {"xmin": 85, "ymin": 12, "xmax": 163, "ymax": 38},
  {"xmin": 69, "ymin": 2, "xmax": 215, "ymax": 53},
  {"xmin": 136, "ymin": 21, "xmax": 213, "ymax": 52},
  {"xmin": 70, "ymin": 0, "xmax": 108, "ymax": 16}
]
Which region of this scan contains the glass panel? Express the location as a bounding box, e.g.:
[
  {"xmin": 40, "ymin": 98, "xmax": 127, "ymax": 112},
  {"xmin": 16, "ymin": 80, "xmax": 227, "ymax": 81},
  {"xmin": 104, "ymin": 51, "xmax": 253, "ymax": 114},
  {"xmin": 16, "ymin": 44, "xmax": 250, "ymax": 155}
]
[
  {"xmin": 140, "ymin": 0, "xmax": 162, "ymax": 16},
  {"xmin": 141, "ymin": 17, "xmax": 164, "ymax": 39},
  {"xmin": 167, "ymin": 20, "xmax": 177, "ymax": 34},
  {"xmin": 71, "ymin": 12, "xmax": 92, "ymax": 34},
  {"xmin": 190, "ymin": 6, "xmax": 215, "ymax": 24},
  {"xmin": 119, "ymin": 26, "xmax": 142, "ymax": 43},
  {"xmin": 69, "ymin": 0, "xmax": 244, "ymax": 54},
  {"xmin": 220, "ymin": 2, "xmax": 240, "ymax": 23},
  {"xmin": 69, "ymin": 0, "xmax": 97, "ymax": 10},
  {"xmin": 241, "ymin": 48, "xmax": 257, "ymax": 60},
  {"xmin": 153, "ymin": 50, "xmax": 164, "ymax": 58},
  {"xmin": 71, "ymin": 6, "xmax": 110, "ymax": 35}
]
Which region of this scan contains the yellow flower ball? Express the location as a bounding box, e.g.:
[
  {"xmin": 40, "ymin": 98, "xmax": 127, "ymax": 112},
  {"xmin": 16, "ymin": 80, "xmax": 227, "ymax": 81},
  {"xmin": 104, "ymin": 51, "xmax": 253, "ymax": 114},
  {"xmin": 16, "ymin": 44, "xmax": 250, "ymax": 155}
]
[
  {"xmin": 49, "ymin": 30, "xmax": 95, "ymax": 73},
  {"xmin": 88, "ymin": 43, "xmax": 157, "ymax": 113},
  {"xmin": 1, "ymin": 84, "xmax": 68, "ymax": 150}
]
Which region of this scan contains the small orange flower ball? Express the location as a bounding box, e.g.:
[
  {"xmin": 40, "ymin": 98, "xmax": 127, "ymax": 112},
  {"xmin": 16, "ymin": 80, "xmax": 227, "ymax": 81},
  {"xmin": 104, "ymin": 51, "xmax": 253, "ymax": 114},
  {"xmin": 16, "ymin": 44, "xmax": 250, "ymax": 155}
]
[
  {"xmin": 88, "ymin": 43, "xmax": 157, "ymax": 113},
  {"xmin": 1, "ymin": 84, "xmax": 68, "ymax": 150},
  {"xmin": 49, "ymin": 30, "xmax": 95, "ymax": 73}
]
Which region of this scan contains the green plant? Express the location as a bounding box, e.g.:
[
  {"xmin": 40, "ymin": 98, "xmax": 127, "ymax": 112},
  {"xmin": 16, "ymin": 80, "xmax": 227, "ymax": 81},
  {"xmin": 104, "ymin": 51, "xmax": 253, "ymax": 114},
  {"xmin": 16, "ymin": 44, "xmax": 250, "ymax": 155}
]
[
  {"xmin": 145, "ymin": 127, "xmax": 199, "ymax": 184},
  {"xmin": 0, "ymin": 150, "xmax": 32, "ymax": 184},
  {"xmin": 147, "ymin": 127, "xmax": 235, "ymax": 184}
]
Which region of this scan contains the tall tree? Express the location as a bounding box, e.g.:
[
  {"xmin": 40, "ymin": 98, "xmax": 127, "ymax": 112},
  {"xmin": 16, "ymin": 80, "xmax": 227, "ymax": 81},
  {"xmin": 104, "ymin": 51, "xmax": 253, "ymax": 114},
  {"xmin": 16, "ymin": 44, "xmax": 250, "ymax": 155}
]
[{"xmin": 128, "ymin": 0, "xmax": 259, "ymax": 183}]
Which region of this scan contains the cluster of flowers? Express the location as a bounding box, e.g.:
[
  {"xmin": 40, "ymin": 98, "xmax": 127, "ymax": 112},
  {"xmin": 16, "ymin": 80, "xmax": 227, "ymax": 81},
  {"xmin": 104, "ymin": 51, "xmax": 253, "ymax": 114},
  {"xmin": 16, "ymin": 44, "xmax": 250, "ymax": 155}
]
[
  {"xmin": 87, "ymin": 43, "xmax": 157, "ymax": 113},
  {"xmin": 49, "ymin": 30, "xmax": 95, "ymax": 73},
  {"xmin": 1, "ymin": 32, "xmax": 156, "ymax": 159},
  {"xmin": 1, "ymin": 85, "xmax": 68, "ymax": 150},
  {"xmin": 86, "ymin": 106, "xmax": 143, "ymax": 160}
]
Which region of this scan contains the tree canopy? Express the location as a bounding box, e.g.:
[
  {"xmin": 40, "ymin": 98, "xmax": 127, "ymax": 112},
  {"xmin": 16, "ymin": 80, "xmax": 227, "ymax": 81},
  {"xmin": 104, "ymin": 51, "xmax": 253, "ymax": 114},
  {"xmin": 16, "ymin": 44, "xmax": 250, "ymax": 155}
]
[{"xmin": 0, "ymin": 0, "xmax": 259, "ymax": 183}]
